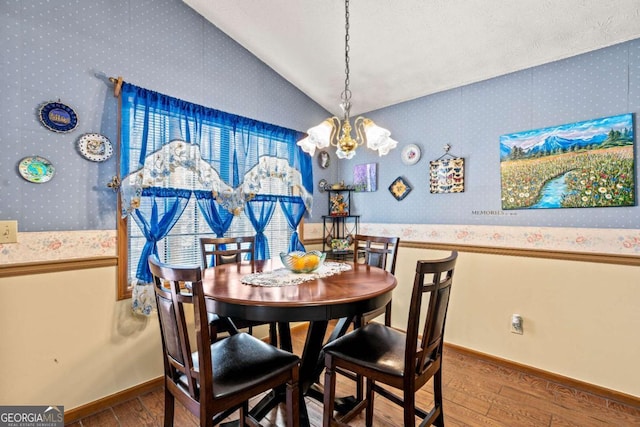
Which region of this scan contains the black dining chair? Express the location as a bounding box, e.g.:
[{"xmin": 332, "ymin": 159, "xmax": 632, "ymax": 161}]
[
  {"xmin": 200, "ymin": 236, "xmax": 255, "ymax": 268},
  {"xmin": 352, "ymin": 234, "xmax": 400, "ymax": 327},
  {"xmin": 326, "ymin": 234, "xmax": 400, "ymax": 408},
  {"xmin": 148, "ymin": 254, "xmax": 300, "ymax": 427},
  {"xmin": 199, "ymin": 236, "xmax": 278, "ymax": 345},
  {"xmin": 325, "ymin": 235, "xmax": 399, "ymax": 344},
  {"xmin": 322, "ymin": 251, "xmax": 458, "ymax": 427}
]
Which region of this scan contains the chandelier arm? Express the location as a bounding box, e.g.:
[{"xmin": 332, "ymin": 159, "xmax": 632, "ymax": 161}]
[
  {"xmin": 328, "ymin": 116, "xmax": 342, "ymax": 147},
  {"xmin": 354, "ymin": 116, "xmax": 367, "ymax": 146}
]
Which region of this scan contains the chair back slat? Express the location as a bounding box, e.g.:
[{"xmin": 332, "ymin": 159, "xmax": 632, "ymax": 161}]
[
  {"xmin": 200, "ymin": 236, "xmax": 255, "ymax": 268},
  {"xmin": 353, "ymin": 234, "xmax": 399, "ymax": 274},
  {"xmin": 405, "ymin": 251, "xmax": 458, "ymax": 378},
  {"xmin": 148, "ymin": 255, "xmax": 212, "ymax": 402},
  {"xmin": 351, "ymin": 234, "xmax": 400, "ymax": 327}
]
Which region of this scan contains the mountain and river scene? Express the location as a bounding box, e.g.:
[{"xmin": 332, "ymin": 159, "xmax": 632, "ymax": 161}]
[{"xmin": 500, "ymin": 113, "xmax": 635, "ymax": 209}]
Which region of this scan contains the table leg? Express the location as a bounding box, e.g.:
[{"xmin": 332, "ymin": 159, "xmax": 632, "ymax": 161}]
[
  {"xmin": 278, "ymin": 321, "xmax": 293, "ymax": 352},
  {"xmin": 250, "ymin": 318, "xmax": 362, "ymax": 425},
  {"xmin": 299, "ymin": 320, "xmax": 329, "ymax": 393},
  {"xmin": 249, "ymin": 321, "xmax": 327, "ymax": 427}
]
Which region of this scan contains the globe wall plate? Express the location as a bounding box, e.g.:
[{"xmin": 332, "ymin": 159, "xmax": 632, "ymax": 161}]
[
  {"xmin": 18, "ymin": 156, "xmax": 55, "ymax": 183},
  {"xmin": 38, "ymin": 101, "xmax": 78, "ymax": 133},
  {"xmin": 78, "ymin": 133, "xmax": 113, "ymax": 162}
]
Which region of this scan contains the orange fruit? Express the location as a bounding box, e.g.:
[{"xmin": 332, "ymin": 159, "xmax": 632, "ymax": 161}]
[
  {"xmin": 304, "ymin": 254, "xmax": 319, "ymax": 270},
  {"xmin": 293, "ymin": 256, "xmax": 306, "ymax": 271}
]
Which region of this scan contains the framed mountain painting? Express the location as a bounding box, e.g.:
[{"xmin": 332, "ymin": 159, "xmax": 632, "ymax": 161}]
[{"xmin": 500, "ymin": 113, "xmax": 635, "ymax": 209}]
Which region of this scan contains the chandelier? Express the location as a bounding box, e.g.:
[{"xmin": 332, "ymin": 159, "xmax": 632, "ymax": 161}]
[{"xmin": 297, "ymin": 0, "xmax": 397, "ymax": 160}]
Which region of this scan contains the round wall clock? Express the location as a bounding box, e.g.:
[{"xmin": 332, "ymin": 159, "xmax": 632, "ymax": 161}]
[
  {"xmin": 38, "ymin": 101, "xmax": 79, "ymax": 133},
  {"xmin": 401, "ymin": 144, "xmax": 421, "ymax": 165},
  {"xmin": 78, "ymin": 133, "xmax": 113, "ymax": 162},
  {"xmin": 18, "ymin": 156, "xmax": 55, "ymax": 183}
]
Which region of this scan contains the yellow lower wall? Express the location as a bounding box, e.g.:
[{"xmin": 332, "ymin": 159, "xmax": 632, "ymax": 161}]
[
  {"xmin": 0, "ymin": 267, "xmax": 162, "ymax": 408},
  {"xmin": 393, "ymin": 248, "xmax": 640, "ymax": 397},
  {"xmin": 1, "ymin": 250, "xmax": 638, "ymax": 410}
]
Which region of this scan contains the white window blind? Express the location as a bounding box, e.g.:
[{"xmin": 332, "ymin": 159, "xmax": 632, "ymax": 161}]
[{"xmin": 125, "ymin": 107, "xmax": 294, "ymax": 286}]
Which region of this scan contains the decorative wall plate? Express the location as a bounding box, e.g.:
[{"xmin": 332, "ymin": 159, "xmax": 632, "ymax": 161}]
[
  {"xmin": 389, "ymin": 176, "xmax": 412, "ymax": 201},
  {"xmin": 78, "ymin": 133, "xmax": 113, "ymax": 162},
  {"xmin": 38, "ymin": 101, "xmax": 78, "ymax": 133},
  {"xmin": 401, "ymin": 144, "xmax": 421, "ymax": 165},
  {"xmin": 18, "ymin": 156, "xmax": 55, "ymax": 183},
  {"xmin": 318, "ymin": 179, "xmax": 328, "ymax": 192}
]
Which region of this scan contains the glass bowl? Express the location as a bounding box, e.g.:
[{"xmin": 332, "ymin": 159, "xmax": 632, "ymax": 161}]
[{"xmin": 280, "ymin": 251, "xmax": 326, "ymax": 273}]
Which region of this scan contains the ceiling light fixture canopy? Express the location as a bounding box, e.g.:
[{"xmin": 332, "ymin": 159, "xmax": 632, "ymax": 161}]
[{"xmin": 297, "ymin": 0, "xmax": 397, "ymax": 160}]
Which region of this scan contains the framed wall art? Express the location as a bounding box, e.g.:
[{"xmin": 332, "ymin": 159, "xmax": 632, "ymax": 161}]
[
  {"xmin": 318, "ymin": 150, "xmax": 330, "ymax": 169},
  {"xmin": 429, "ymin": 157, "xmax": 465, "ymax": 194},
  {"xmin": 500, "ymin": 113, "xmax": 635, "ymax": 209},
  {"xmin": 353, "ymin": 163, "xmax": 377, "ymax": 192}
]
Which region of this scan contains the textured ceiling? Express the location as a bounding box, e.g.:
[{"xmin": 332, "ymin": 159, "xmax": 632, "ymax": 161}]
[{"xmin": 183, "ymin": 0, "xmax": 640, "ymax": 116}]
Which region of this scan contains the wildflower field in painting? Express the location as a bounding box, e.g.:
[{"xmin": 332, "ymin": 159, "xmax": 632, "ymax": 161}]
[{"xmin": 500, "ymin": 114, "xmax": 635, "ymax": 210}]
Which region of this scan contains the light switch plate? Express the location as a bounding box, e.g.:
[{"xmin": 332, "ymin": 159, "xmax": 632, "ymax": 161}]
[{"xmin": 0, "ymin": 220, "xmax": 18, "ymax": 243}]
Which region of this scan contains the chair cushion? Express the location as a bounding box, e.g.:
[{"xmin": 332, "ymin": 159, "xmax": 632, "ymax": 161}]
[
  {"xmin": 323, "ymin": 323, "xmax": 406, "ymax": 377},
  {"xmin": 191, "ymin": 332, "xmax": 299, "ymax": 399}
]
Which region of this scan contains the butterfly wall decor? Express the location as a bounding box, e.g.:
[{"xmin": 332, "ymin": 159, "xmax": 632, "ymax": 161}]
[{"xmin": 429, "ymin": 157, "xmax": 465, "ymax": 194}]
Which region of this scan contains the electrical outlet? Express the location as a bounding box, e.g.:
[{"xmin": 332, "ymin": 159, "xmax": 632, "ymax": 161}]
[
  {"xmin": 0, "ymin": 220, "xmax": 18, "ymax": 244},
  {"xmin": 510, "ymin": 314, "xmax": 523, "ymax": 335}
]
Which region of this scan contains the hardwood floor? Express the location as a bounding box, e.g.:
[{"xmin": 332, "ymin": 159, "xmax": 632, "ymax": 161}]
[{"xmin": 66, "ymin": 324, "xmax": 640, "ymax": 426}]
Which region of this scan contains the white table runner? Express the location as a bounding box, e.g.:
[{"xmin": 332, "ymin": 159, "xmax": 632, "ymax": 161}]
[{"xmin": 241, "ymin": 262, "xmax": 352, "ymax": 287}]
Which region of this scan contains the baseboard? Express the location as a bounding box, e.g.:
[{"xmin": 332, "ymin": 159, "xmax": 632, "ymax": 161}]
[
  {"xmin": 444, "ymin": 342, "xmax": 640, "ymax": 408},
  {"xmin": 64, "ymin": 377, "xmax": 163, "ymax": 424}
]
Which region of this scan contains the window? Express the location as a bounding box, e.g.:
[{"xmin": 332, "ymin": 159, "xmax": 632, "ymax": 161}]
[{"xmin": 116, "ymin": 83, "xmax": 313, "ymax": 310}]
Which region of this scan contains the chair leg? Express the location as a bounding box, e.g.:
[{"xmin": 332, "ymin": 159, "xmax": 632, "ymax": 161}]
[
  {"xmin": 403, "ymin": 389, "xmax": 416, "ymax": 427},
  {"xmin": 355, "ymin": 373, "xmax": 364, "ymax": 402},
  {"xmin": 365, "ymin": 378, "xmax": 374, "ymax": 427},
  {"xmin": 384, "ymin": 302, "xmax": 392, "ymax": 326},
  {"xmin": 163, "ymin": 387, "xmax": 175, "ymax": 427},
  {"xmin": 238, "ymin": 401, "xmax": 248, "ymax": 427},
  {"xmin": 286, "ymin": 374, "xmax": 300, "ymax": 427},
  {"xmin": 323, "ymin": 359, "xmax": 337, "ymax": 427},
  {"xmin": 433, "ymin": 369, "xmax": 445, "ymax": 426}
]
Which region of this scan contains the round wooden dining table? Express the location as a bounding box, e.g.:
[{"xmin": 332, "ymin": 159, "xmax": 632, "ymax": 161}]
[{"xmin": 202, "ymin": 257, "xmax": 397, "ymax": 426}]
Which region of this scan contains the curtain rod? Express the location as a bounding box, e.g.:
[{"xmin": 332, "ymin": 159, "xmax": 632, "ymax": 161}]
[{"xmin": 108, "ymin": 76, "xmax": 124, "ymax": 97}]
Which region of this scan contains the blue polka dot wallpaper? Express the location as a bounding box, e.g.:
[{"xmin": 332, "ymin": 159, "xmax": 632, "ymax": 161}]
[
  {"xmin": 332, "ymin": 40, "xmax": 639, "ymax": 229},
  {"xmin": 2, "ymin": 0, "xmax": 638, "ymax": 233},
  {"xmin": 0, "ymin": 0, "xmax": 327, "ymax": 232}
]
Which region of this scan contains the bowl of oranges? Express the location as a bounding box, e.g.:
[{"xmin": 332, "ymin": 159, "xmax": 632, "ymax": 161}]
[{"xmin": 280, "ymin": 250, "xmax": 326, "ymax": 273}]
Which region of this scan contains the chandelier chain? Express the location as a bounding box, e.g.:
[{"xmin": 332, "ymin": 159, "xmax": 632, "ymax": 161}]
[{"xmin": 342, "ymin": 0, "xmax": 351, "ymax": 103}]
